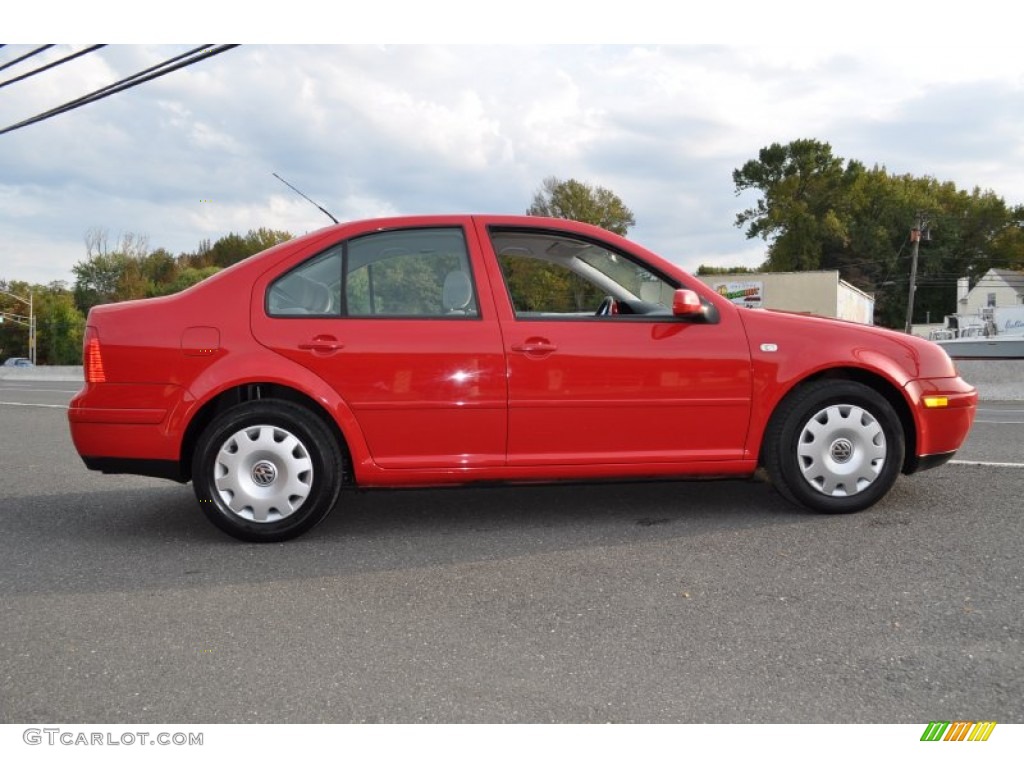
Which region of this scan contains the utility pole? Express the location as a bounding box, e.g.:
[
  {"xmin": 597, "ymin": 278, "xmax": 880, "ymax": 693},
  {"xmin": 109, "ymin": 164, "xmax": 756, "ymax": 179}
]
[
  {"xmin": 30, "ymin": 291, "xmax": 35, "ymax": 364},
  {"xmin": 904, "ymin": 213, "xmax": 926, "ymax": 334}
]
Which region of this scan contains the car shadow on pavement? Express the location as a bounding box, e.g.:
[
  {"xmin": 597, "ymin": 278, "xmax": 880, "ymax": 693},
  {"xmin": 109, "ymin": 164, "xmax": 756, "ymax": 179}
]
[{"xmin": 0, "ymin": 476, "xmax": 826, "ymax": 597}]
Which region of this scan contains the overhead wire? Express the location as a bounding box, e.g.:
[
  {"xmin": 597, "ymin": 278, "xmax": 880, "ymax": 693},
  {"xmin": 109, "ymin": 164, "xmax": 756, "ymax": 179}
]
[
  {"xmin": 0, "ymin": 44, "xmax": 54, "ymax": 73},
  {"xmin": 13, "ymin": 44, "xmax": 213, "ymax": 124},
  {"xmin": 0, "ymin": 44, "xmax": 239, "ymax": 136},
  {"xmin": 0, "ymin": 44, "xmax": 106, "ymax": 90}
]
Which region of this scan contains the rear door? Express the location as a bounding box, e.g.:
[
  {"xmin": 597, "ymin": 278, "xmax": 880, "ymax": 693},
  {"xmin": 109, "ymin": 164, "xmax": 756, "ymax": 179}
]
[{"xmin": 251, "ymin": 222, "xmax": 507, "ymax": 470}]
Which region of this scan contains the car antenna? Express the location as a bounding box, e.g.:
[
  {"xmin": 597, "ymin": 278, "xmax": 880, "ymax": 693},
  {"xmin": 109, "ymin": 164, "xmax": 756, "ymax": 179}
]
[{"xmin": 272, "ymin": 172, "xmax": 339, "ymax": 224}]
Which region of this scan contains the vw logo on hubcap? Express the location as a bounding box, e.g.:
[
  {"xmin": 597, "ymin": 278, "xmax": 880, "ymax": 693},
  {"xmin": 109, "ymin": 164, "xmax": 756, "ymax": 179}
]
[
  {"xmin": 251, "ymin": 460, "xmax": 278, "ymax": 487},
  {"xmin": 829, "ymin": 438, "xmax": 854, "ymax": 464}
]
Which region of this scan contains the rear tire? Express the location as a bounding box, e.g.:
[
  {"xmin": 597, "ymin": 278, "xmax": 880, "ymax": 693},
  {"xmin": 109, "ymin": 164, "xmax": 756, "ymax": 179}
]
[
  {"xmin": 764, "ymin": 380, "xmax": 905, "ymax": 513},
  {"xmin": 192, "ymin": 400, "xmax": 343, "ymax": 541}
]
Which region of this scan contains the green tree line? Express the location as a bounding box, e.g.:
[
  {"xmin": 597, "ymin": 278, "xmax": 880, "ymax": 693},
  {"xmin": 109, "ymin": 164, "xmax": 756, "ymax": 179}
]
[
  {"xmin": 0, "ymin": 280, "xmax": 85, "ymax": 365},
  {"xmin": 0, "ymin": 228, "xmax": 292, "ymax": 365},
  {"xmin": 729, "ymin": 139, "xmax": 1024, "ymax": 327}
]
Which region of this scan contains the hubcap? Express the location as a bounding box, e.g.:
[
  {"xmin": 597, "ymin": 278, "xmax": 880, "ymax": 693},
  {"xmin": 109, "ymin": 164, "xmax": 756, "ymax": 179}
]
[
  {"xmin": 797, "ymin": 404, "xmax": 886, "ymax": 497},
  {"xmin": 213, "ymin": 425, "xmax": 313, "ymax": 523}
]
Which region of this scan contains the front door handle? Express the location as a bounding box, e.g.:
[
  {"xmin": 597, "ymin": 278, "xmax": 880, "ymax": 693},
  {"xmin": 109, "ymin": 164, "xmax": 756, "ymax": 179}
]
[
  {"xmin": 510, "ymin": 338, "xmax": 558, "ymax": 356},
  {"xmin": 298, "ymin": 335, "xmax": 344, "ymax": 353}
]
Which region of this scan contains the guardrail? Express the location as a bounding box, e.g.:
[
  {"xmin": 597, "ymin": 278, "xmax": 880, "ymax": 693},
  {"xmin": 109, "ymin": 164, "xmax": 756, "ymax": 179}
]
[
  {"xmin": 954, "ymin": 360, "xmax": 1024, "ymax": 401},
  {"xmin": 0, "ymin": 366, "xmax": 84, "ymax": 382}
]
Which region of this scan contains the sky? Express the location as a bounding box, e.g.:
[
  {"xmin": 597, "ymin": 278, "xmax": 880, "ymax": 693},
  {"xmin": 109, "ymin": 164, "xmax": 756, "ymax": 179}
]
[{"xmin": 4, "ymin": 3, "xmax": 1024, "ymax": 287}]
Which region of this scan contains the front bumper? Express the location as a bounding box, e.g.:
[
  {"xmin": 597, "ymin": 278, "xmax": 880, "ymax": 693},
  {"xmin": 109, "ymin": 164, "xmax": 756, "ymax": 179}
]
[{"xmin": 903, "ymin": 375, "xmax": 978, "ymax": 472}]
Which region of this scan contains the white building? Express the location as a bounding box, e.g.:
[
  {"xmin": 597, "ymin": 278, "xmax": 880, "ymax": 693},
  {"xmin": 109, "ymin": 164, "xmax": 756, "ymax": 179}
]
[
  {"xmin": 957, "ymin": 268, "xmax": 1024, "ymax": 314},
  {"xmin": 697, "ymin": 270, "xmax": 875, "ymax": 325}
]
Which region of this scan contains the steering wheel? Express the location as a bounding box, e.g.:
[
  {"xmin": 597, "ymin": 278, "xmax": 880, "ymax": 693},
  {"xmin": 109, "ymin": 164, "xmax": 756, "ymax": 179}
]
[{"xmin": 595, "ymin": 295, "xmax": 618, "ymax": 316}]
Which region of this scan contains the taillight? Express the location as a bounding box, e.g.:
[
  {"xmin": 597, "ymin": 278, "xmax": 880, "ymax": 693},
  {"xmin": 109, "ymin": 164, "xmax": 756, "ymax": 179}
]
[{"xmin": 84, "ymin": 326, "xmax": 106, "ymax": 383}]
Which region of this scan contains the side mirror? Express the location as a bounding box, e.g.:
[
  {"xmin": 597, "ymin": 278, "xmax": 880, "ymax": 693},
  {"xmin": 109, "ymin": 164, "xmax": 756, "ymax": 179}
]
[{"xmin": 672, "ymin": 288, "xmax": 703, "ymax": 317}]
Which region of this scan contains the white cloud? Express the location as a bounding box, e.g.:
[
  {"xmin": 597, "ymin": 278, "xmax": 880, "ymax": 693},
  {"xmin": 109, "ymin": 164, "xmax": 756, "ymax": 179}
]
[{"xmin": 2, "ymin": 43, "xmax": 1024, "ymax": 286}]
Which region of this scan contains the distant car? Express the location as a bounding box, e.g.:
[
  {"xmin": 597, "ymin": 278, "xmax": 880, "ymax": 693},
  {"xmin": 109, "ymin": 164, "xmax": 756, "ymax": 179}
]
[
  {"xmin": 3, "ymin": 357, "xmax": 33, "ymax": 367},
  {"xmin": 68, "ymin": 215, "xmax": 978, "ymax": 541}
]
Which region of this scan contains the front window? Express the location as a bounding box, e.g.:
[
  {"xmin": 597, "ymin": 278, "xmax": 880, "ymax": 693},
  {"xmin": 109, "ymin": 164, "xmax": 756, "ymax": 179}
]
[{"xmin": 491, "ymin": 229, "xmax": 678, "ymax": 318}]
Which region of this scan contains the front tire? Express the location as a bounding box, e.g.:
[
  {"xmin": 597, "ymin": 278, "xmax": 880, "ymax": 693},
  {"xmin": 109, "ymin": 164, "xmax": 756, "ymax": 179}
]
[
  {"xmin": 765, "ymin": 380, "xmax": 905, "ymax": 513},
  {"xmin": 192, "ymin": 400, "xmax": 343, "ymax": 541}
]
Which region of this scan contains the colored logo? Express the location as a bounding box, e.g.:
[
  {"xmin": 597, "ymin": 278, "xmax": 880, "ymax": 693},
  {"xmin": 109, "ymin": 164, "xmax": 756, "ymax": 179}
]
[{"xmin": 920, "ymin": 721, "xmax": 997, "ymax": 741}]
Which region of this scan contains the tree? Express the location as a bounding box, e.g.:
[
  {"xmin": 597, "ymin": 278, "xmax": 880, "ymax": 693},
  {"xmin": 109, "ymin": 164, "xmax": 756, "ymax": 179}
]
[
  {"xmin": 152, "ymin": 266, "xmax": 222, "ymax": 296},
  {"xmin": 184, "ymin": 228, "xmax": 293, "ymax": 269},
  {"xmin": 0, "ymin": 279, "xmax": 33, "ymax": 360},
  {"xmin": 733, "ymin": 139, "xmax": 858, "ymax": 272},
  {"xmin": 989, "ymin": 205, "xmax": 1024, "ymax": 272},
  {"xmin": 35, "ymin": 283, "xmax": 86, "ymax": 364},
  {"xmin": 244, "ymin": 228, "xmax": 293, "ymax": 255},
  {"xmin": 73, "ymin": 230, "xmax": 153, "ymax": 312},
  {"xmin": 0, "ymin": 280, "xmax": 85, "ymax": 364},
  {"xmin": 733, "ymin": 139, "xmax": 1024, "ymax": 328},
  {"xmin": 527, "ymin": 176, "xmax": 636, "ymax": 235},
  {"xmin": 206, "ymin": 233, "xmax": 248, "ymax": 268},
  {"xmin": 73, "ymin": 228, "xmax": 297, "ymax": 311},
  {"xmin": 83, "ymin": 228, "xmax": 150, "ymax": 262},
  {"xmin": 73, "ymin": 252, "xmax": 132, "ymax": 313},
  {"xmin": 141, "ymin": 248, "xmax": 180, "ymax": 293}
]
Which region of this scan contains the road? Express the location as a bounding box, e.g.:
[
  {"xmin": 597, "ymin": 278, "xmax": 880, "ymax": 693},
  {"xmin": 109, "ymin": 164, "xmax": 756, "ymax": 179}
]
[{"xmin": 1, "ymin": 381, "xmax": 1021, "ymax": 722}]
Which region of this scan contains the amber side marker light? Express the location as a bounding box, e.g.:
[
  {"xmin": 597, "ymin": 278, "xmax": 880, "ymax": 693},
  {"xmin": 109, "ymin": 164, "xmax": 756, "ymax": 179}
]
[
  {"xmin": 923, "ymin": 396, "xmax": 949, "ymax": 408},
  {"xmin": 84, "ymin": 328, "xmax": 106, "ymax": 383}
]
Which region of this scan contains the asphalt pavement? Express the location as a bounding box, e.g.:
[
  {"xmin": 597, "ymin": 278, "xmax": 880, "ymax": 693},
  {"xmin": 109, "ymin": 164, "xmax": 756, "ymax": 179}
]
[{"xmin": 1, "ymin": 380, "xmax": 1021, "ymax": 723}]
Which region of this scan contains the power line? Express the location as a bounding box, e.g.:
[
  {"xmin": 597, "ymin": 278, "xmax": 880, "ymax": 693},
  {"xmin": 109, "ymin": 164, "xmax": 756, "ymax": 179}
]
[
  {"xmin": 16, "ymin": 44, "xmax": 212, "ymax": 125},
  {"xmin": 0, "ymin": 44, "xmax": 55, "ymax": 73},
  {"xmin": 0, "ymin": 44, "xmax": 106, "ymax": 90},
  {"xmin": 0, "ymin": 45, "xmax": 239, "ymax": 136}
]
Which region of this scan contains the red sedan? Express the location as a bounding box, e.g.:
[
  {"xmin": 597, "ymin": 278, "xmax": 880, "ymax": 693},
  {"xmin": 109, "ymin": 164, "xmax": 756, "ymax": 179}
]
[{"xmin": 68, "ymin": 215, "xmax": 977, "ymax": 541}]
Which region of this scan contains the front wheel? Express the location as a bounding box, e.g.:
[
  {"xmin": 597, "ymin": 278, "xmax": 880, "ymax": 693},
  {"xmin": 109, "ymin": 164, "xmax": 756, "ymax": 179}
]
[
  {"xmin": 192, "ymin": 400, "xmax": 343, "ymax": 541},
  {"xmin": 764, "ymin": 381, "xmax": 905, "ymax": 513}
]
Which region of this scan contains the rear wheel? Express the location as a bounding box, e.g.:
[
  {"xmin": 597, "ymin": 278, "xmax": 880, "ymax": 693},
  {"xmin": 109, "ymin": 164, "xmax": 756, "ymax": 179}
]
[
  {"xmin": 765, "ymin": 380, "xmax": 905, "ymax": 513},
  {"xmin": 192, "ymin": 400, "xmax": 343, "ymax": 541}
]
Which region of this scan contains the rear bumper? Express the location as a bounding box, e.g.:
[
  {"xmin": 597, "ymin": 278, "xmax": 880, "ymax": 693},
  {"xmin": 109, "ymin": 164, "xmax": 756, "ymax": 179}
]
[
  {"xmin": 81, "ymin": 456, "xmax": 187, "ymax": 482},
  {"xmin": 68, "ymin": 382, "xmax": 187, "ymax": 467}
]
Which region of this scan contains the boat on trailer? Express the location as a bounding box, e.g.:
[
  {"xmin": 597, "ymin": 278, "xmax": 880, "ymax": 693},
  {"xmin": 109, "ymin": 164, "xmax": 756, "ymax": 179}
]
[{"xmin": 931, "ymin": 307, "xmax": 1024, "ymax": 359}]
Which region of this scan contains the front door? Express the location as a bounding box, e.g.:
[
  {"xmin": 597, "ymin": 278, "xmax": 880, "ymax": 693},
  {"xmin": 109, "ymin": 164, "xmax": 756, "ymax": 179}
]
[{"xmin": 480, "ymin": 225, "xmax": 752, "ymax": 467}]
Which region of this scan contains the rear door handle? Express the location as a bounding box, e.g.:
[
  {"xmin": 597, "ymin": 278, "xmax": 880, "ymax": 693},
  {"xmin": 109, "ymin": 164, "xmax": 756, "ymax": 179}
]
[
  {"xmin": 298, "ymin": 335, "xmax": 344, "ymax": 353},
  {"xmin": 510, "ymin": 338, "xmax": 558, "ymax": 356}
]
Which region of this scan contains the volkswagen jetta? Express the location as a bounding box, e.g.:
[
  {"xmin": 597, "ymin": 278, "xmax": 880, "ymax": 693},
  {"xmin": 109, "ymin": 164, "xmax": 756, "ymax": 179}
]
[{"xmin": 68, "ymin": 215, "xmax": 977, "ymax": 541}]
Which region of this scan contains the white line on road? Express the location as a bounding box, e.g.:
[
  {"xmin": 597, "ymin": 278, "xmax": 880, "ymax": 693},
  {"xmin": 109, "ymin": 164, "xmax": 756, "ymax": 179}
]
[
  {"xmin": 0, "ymin": 401, "xmax": 68, "ymax": 409},
  {"xmin": 949, "ymin": 460, "xmax": 1024, "ymax": 469},
  {"xmin": 0, "ymin": 386, "xmax": 79, "ymax": 393}
]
